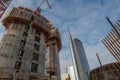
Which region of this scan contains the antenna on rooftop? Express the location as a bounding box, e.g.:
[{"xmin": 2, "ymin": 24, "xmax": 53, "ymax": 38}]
[{"xmin": 96, "ymin": 53, "xmax": 102, "ymax": 66}]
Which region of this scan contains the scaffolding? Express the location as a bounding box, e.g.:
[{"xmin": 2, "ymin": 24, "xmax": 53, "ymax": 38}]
[
  {"xmin": 102, "ymin": 17, "xmax": 120, "ymax": 62},
  {"xmin": 89, "ymin": 62, "xmax": 120, "ymax": 80},
  {"xmin": 0, "ymin": 7, "xmax": 62, "ymax": 80}
]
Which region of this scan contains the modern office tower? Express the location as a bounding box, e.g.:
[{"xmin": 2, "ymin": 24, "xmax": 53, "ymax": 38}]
[
  {"xmin": 0, "ymin": 7, "xmax": 61, "ymax": 80},
  {"xmin": 67, "ymin": 66, "xmax": 75, "ymax": 80},
  {"xmin": 69, "ymin": 31, "xmax": 90, "ymax": 80},
  {"xmin": 102, "ymin": 18, "xmax": 120, "ymax": 62},
  {"xmin": 89, "ymin": 62, "xmax": 120, "ymax": 80}
]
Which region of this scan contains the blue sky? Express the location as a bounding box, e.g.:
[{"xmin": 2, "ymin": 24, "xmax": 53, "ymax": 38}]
[{"xmin": 0, "ymin": 0, "xmax": 120, "ymax": 74}]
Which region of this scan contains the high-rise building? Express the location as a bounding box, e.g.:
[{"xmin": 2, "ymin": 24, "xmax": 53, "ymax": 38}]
[
  {"xmin": 0, "ymin": 7, "xmax": 61, "ymax": 80},
  {"xmin": 69, "ymin": 31, "xmax": 90, "ymax": 80},
  {"xmin": 89, "ymin": 62, "xmax": 120, "ymax": 80},
  {"xmin": 102, "ymin": 18, "xmax": 120, "ymax": 62}
]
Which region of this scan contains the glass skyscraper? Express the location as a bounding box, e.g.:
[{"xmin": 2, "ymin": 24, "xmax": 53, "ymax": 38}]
[{"xmin": 69, "ymin": 31, "xmax": 90, "ymax": 80}]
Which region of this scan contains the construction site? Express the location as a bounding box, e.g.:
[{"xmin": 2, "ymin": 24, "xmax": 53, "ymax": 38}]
[
  {"xmin": 0, "ymin": 0, "xmax": 120, "ymax": 80},
  {"xmin": 0, "ymin": 0, "xmax": 62, "ymax": 80},
  {"xmin": 89, "ymin": 62, "xmax": 120, "ymax": 80}
]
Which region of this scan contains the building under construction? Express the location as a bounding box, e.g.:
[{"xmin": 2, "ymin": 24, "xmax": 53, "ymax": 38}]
[
  {"xmin": 102, "ymin": 17, "xmax": 120, "ymax": 62},
  {"xmin": 0, "ymin": 7, "xmax": 61, "ymax": 80},
  {"xmin": 89, "ymin": 62, "xmax": 120, "ymax": 80}
]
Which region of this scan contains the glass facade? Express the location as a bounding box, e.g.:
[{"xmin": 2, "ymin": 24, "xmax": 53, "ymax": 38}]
[
  {"xmin": 69, "ymin": 32, "xmax": 90, "ymax": 80},
  {"xmin": 73, "ymin": 38, "xmax": 90, "ymax": 80}
]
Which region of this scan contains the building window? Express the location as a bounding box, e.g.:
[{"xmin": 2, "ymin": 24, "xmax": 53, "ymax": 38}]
[
  {"xmin": 31, "ymin": 63, "xmax": 38, "ymax": 73},
  {"xmin": 34, "ymin": 44, "xmax": 40, "ymax": 51},
  {"xmin": 32, "ymin": 53, "xmax": 39, "ymax": 61},
  {"xmin": 31, "ymin": 16, "xmax": 34, "ymax": 21},
  {"xmin": 23, "ymin": 32, "xmax": 28, "ymax": 37},
  {"xmin": 35, "ymin": 29, "xmax": 41, "ymax": 42},
  {"xmin": 20, "ymin": 40, "xmax": 26, "ymax": 47},
  {"xmin": 36, "ymin": 29, "xmax": 41, "ymax": 36},
  {"xmin": 35, "ymin": 36, "xmax": 40, "ymax": 42},
  {"xmin": 24, "ymin": 26, "xmax": 29, "ymax": 32},
  {"xmin": 18, "ymin": 49, "xmax": 24, "ymax": 56},
  {"xmin": 15, "ymin": 61, "xmax": 21, "ymax": 69}
]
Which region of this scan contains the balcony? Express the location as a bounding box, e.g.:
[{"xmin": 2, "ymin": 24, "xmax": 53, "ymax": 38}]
[{"xmin": 32, "ymin": 14, "xmax": 51, "ymax": 34}]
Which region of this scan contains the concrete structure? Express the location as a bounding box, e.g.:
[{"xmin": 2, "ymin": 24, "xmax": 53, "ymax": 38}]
[
  {"xmin": 89, "ymin": 62, "xmax": 120, "ymax": 80},
  {"xmin": 67, "ymin": 66, "xmax": 75, "ymax": 80},
  {"xmin": 0, "ymin": 7, "xmax": 61, "ymax": 80},
  {"xmin": 69, "ymin": 31, "xmax": 90, "ymax": 80},
  {"xmin": 102, "ymin": 18, "xmax": 120, "ymax": 62}
]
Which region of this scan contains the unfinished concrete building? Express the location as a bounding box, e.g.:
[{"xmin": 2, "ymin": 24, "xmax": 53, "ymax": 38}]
[
  {"xmin": 0, "ymin": 7, "xmax": 62, "ymax": 80},
  {"xmin": 89, "ymin": 62, "xmax": 120, "ymax": 80},
  {"xmin": 102, "ymin": 18, "xmax": 120, "ymax": 62}
]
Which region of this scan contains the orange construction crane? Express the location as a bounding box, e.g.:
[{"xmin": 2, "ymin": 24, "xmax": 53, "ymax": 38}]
[{"xmin": 34, "ymin": 0, "xmax": 52, "ymax": 14}]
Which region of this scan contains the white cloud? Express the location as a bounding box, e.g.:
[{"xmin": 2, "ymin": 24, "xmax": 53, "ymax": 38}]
[{"xmin": 57, "ymin": 0, "xmax": 120, "ymax": 74}]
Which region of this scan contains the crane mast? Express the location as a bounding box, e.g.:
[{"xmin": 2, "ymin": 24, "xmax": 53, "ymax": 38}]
[
  {"xmin": 0, "ymin": 0, "xmax": 12, "ymax": 18},
  {"xmin": 34, "ymin": 0, "xmax": 51, "ymax": 14}
]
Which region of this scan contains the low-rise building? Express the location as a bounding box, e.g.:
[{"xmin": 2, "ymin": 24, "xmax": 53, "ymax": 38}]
[{"xmin": 89, "ymin": 62, "xmax": 120, "ymax": 80}]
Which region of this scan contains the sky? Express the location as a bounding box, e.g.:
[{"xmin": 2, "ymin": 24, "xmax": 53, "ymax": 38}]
[{"xmin": 0, "ymin": 0, "xmax": 120, "ymax": 74}]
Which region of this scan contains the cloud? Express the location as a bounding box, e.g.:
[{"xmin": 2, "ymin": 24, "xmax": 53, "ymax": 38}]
[
  {"xmin": 12, "ymin": 0, "xmax": 36, "ymax": 9},
  {"xmin": 55, "ymin": 0, "xmax": 120, "ymax": 74}
]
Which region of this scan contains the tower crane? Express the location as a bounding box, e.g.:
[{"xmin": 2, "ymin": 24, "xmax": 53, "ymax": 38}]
[
  {"xmin": 34, "ymin": 0, "xmax": 52, "ymax": 14},
  {"xmin": 0, "ymin": 0, "xmax": 12, "ymax": 18}
]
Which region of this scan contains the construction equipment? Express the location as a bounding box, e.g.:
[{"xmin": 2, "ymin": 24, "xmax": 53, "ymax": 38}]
[
  {"xmin": 34, "ymin": 0, "xmax": 52, "ymax": 14},
  {"xmin": 0, "ymin": 0, "xmax": 12, "ymax": 18}
]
